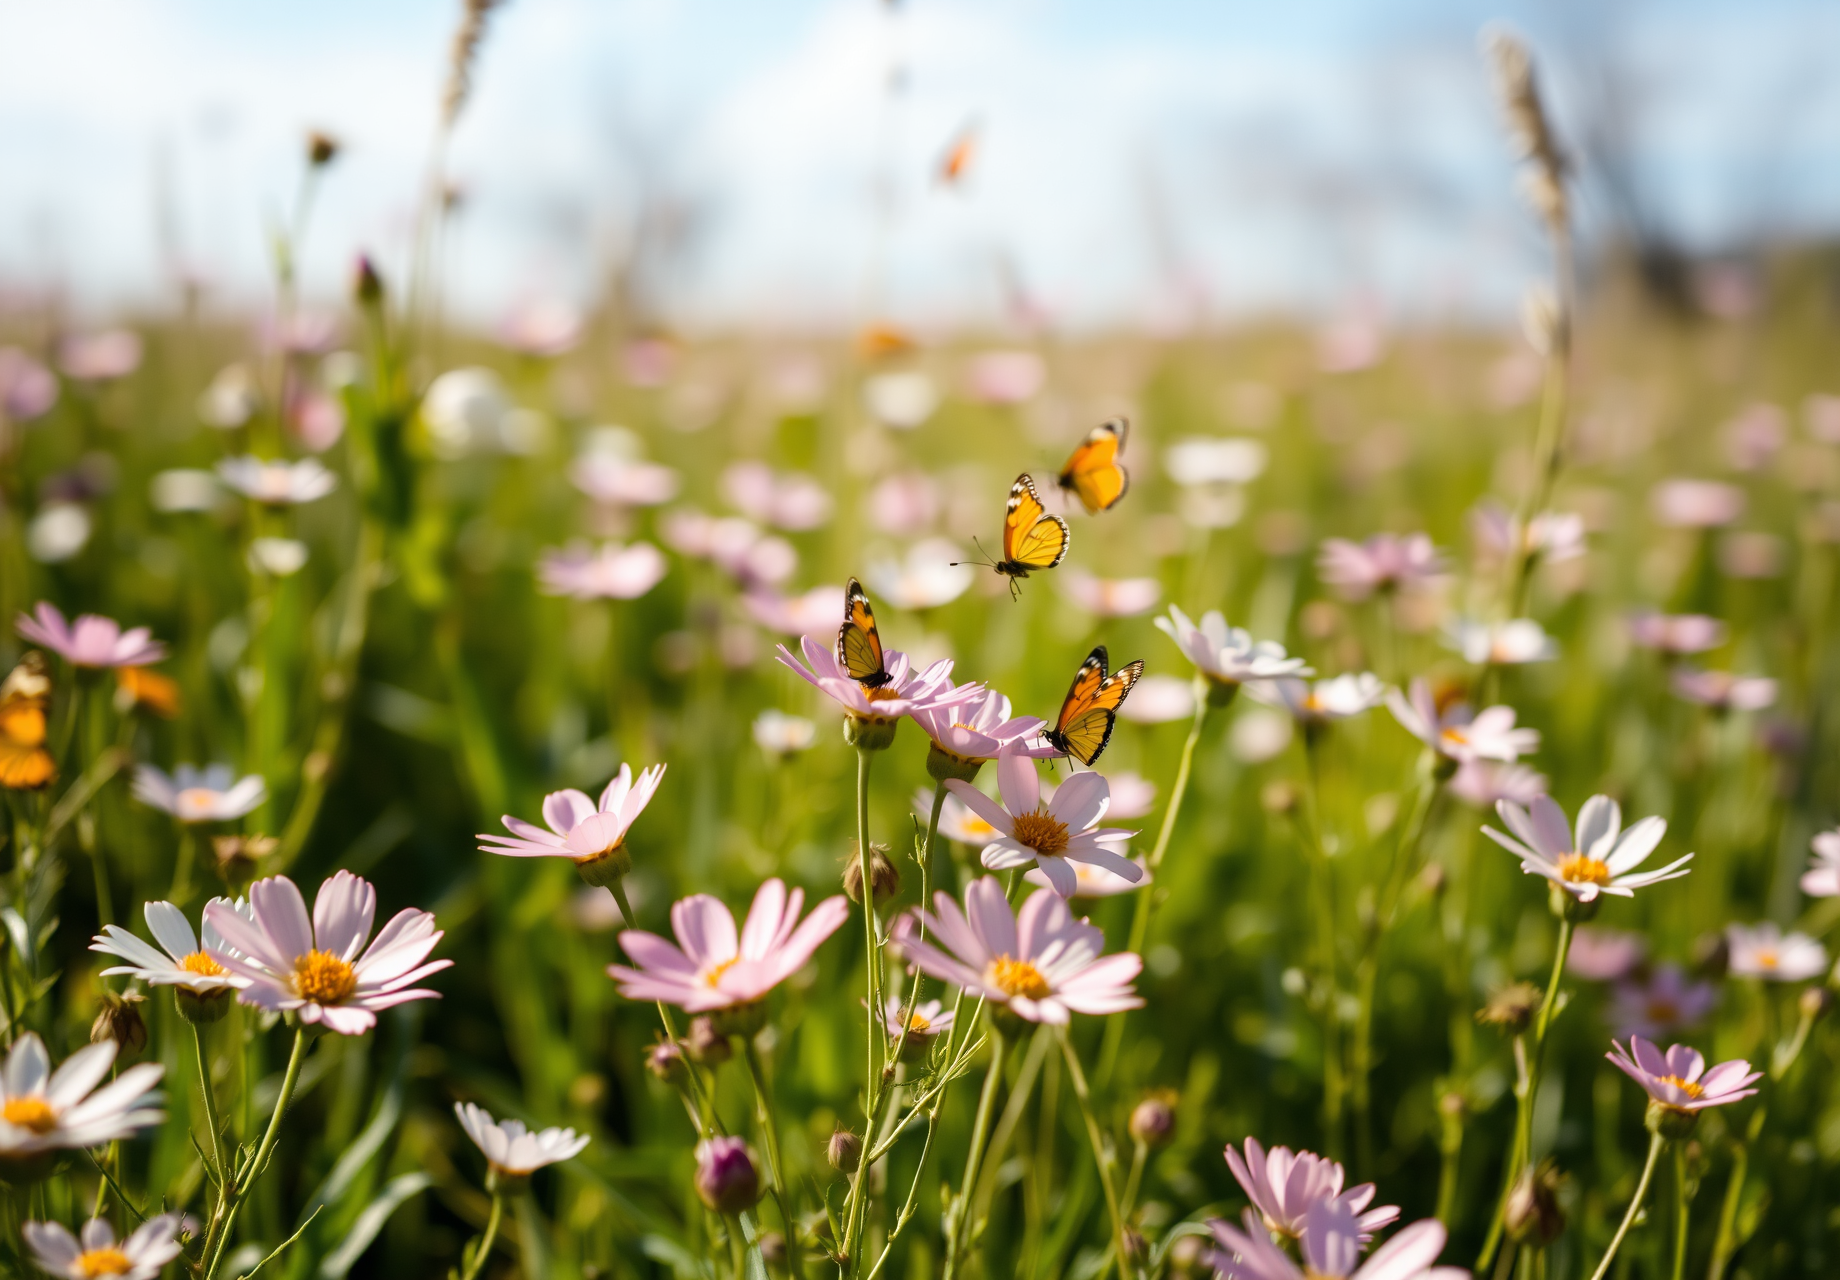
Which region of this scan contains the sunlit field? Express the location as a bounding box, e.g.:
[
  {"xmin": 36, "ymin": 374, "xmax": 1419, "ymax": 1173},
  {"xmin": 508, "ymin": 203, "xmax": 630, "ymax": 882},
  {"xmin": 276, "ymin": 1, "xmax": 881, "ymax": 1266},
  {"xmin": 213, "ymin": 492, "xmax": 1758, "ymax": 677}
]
[{"xmin": 1, "ymin": 9, "xmax": 1839, "ymax": 1280}]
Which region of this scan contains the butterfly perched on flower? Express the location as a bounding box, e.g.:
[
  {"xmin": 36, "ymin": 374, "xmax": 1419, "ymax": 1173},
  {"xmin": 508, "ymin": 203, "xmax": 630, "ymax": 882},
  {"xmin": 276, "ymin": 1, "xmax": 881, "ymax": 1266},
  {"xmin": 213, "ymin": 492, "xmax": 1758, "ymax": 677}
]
[
  {"xmin": 837, "ymin": 578, "xmax": 891, "ymax": 688},
  {"xmin": 0, "ymin": 652, "xmax": 56, "ymax": 790},
  {"xmin": 961, "ymin": 474, "xmax": 1069, "ymax": 599},
  {"xmin": 1044, "ymin": 646, "xmax": 1144, "ymax": 766},
  {"xmin": 1057, "ymin": 417, "xmax": 1130, "ymax": 514}
]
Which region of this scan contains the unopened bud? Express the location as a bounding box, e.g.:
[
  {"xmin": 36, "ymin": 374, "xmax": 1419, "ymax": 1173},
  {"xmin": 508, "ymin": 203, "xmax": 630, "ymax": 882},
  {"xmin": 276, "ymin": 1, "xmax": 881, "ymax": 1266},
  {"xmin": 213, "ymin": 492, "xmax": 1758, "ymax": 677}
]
[
  {"xmin": 827, "ymin": 1129, "xmax": 862, "ymax": 1174},
  {"xmin": 645, "ymin": 1038, "xmax": 687, "ymax": 1083},
  {"xmin": 352, "ymin": 254, "xmax": 384, "ymax": 306},
  {"xmin": 306, "ymin": 131, "xmax": 341, "ymax": 167},
  {"xmin": 1121, "ymin": 1226, "xmax": 1148, "ymax": 1266},
  {"xmin": 213, "ymin": 834, "xmax": 276, "ymax": 893},
  {"xmin": 1800, "ymin": 986, "xmax": 1833, "ymax": 1022},
  {"xmin": 695, "ymin": 1137, "xmax": 761, "ymax": 1215},
  {"xmin": 91, "ymin": 991, "xmax": 148, "ymax": 1057},
  {"xmin": 1128, "ymin": 1092, "xmax": 1177, "ymax": 1147},
  {"xmin": 686, "ymin": 1016, "xmax": 732, "ymax": 1066},
  {"xmin": 1505, "ymin": 1160, "xmax": 1566, "ymax": 1245},
  {"xmin": 844, "ymin": 842, "xmax": 901, "ymax": 907},
  {"xmin": 1261, "ymin": 780, "xmax": 1299, "ymax": 816},
  {"xmin": 1477, "ymin": 981, "xmax": 1543, "ymax": 1034}
]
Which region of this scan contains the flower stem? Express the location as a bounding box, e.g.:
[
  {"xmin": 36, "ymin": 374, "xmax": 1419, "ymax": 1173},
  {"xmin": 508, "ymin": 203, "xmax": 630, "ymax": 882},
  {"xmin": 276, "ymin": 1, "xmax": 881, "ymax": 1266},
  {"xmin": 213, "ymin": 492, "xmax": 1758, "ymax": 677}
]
[
  {"xmin": 1060, "ymin": 1028, "xmax": 1130, "ymax": 1280},
  {"xmin": 1589, "ymin": 1131, "xmax": 1664, "ymax": 1280},
  {"xmin": 841, "ymin": 746, "xmax": 883, "ymax": 1265},
  {"xmin": 1479, "ymin": 915, "xmax": 1573, "ymax": 1268},
  {"xmin": 1706, "ymin": 1118, "xmax": 1754, "ymax": 1280},
  {"xmin": 942, "ymin": 1026, "xmax": 1007, "ymax": 1280},
  {"xmin": 742, "ymin": 1039, "xmax": 804, "ymax": 1280},
  {"xmin": 205, "ymin": 1025, "xmax": 309, "ymax": 1280},
  {"xmin": 193, "ymin": 1022, "xmax": 227, "ymax": 1190},
  {"xmin": 1671, "ymin": 1143, "xmax": 1690, "ymax": 1280},
  {"xmin": 1101, "ymin": 691, "xmax": 1209, "ymax": 1086},
  {"xmin": 459, "ymin": 1192, "xmax": 503, "ymax": 1280}
]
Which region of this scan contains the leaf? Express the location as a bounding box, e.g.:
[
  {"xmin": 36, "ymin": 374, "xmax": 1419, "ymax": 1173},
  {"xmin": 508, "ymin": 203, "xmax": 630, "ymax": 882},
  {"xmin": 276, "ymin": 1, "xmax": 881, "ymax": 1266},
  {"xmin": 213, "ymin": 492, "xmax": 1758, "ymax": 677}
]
[
  {"xmin": 298, "ymin": 1081, "xmax": 403, "ymax": 1224},
  {"xmin": 317, "ymin": 1172, "xmax": 433, "ymax": 1278}
]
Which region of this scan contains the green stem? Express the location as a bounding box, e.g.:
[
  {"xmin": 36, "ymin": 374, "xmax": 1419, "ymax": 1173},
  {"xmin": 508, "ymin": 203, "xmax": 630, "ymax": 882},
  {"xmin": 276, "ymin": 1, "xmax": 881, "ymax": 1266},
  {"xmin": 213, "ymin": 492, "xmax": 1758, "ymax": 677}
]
[
  {"xmin": 1101, "ymin": 690, "xmax": 1210, "ymax": 1085},
  {"xmin": 169, "ymin": 826, "xmax": 197, "ymax": 904},
  {"xmin": 742, "ymin": 1040, "xmax": 804, "ymax": 1280},
  {"xmin": 1480, "ymin": 914, "xmax": 1574, "ymax": 1268},
  {"xmin": 942, "ymin": 1027, "xmax": 1007, "ymax": 1280},
  {"xmin": 205, "ymin": 1026, "xmax": 308, "ymax": 1280},
  {"xmin": 1671, "ymin": 1144, "xmax": 1689, "ymax": 1280},
  {"xmin": 841, "ymin": 747, "xmax": 883, "ymax": 1265},
  {"xmin": 1060, "ymin": 1029, "xmax": 1130, "ymax": 1280},
  {"xmin": 459, "ymin": 1192, "xmax": 503, "ymax": 1280},
  {"xmin": 1588, "ymin": 1132, "xmax": 1664, "ymax": 1280},
  {"xmin": 193, "ymin": 1022, "xmax": 228, "ymax": 1192},
  {"xmin": 1706, "ymin": 1125, "xmax": 1752, "ymax": 1280},
  {"xmin": 862, "ymin": 1104, "xmax": 941, "ymax": 1280}
]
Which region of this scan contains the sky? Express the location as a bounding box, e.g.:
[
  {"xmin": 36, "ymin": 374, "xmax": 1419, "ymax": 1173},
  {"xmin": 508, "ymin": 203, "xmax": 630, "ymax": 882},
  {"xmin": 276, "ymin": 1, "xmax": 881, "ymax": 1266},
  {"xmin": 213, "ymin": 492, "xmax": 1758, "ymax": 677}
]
[{"xmin": 0, "ymin": 0, "xmax": 1836, "ymax": 332}]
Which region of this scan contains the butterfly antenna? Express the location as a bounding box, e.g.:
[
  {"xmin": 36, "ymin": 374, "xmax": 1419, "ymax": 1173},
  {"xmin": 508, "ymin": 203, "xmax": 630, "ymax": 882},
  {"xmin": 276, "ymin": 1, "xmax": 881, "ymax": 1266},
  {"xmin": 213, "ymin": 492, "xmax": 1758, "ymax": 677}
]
[{"xmin": 951, "ymin": 537, "xmax": 998, "ymax": 570}]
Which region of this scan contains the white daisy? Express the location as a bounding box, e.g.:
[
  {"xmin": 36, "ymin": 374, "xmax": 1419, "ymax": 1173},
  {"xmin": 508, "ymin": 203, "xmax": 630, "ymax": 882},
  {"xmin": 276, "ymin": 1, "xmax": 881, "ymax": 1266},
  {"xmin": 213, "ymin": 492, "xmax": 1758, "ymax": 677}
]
[
  {"xmin": 131, "ymin": 764, "xmax": 266, "ymax": 824},
  {"xmin": 455, "ymin": 1102, "xmax": 589, "ymax": 1179},
  {"xmin": 0, "ymin": 1033, "xmax": 164, "ymax": 1157},
  {"xmin": 91, "ymin": 898, "xmax": 253, "ymax": 994},
  {"xmin": 24, "ymin": 1214, "xmax": 184, "ymax": 1280},
  {"xmin": 944, "ymin": 744, "xmax": 1140, "ymax": 898},
  {"xmin": 1483, "ymin": 794, "xmax": 1691, "ymax": 903}
]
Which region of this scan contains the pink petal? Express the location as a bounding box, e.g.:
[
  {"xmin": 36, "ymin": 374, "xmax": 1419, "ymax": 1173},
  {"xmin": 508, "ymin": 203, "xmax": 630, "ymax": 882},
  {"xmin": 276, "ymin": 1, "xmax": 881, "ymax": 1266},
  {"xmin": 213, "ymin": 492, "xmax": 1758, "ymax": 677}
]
[
  {"xmin": 671, "ymin": 895, "xmax": 738, "ymax": 968},
  {"xmin": 250, "ymin": 876, "xmax": 315, "ymax": 965}
]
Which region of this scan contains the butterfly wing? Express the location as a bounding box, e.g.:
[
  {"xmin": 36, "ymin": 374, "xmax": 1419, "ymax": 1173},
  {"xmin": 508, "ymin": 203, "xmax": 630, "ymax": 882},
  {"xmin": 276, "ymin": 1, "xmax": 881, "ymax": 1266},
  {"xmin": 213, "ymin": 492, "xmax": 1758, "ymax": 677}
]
[
  {"xmin": 1000, "ymin": 474, "xmax": 1070, "ymax": 573},
  {"xmin": 0, "ymin": 739, "xmax": 55, "ymax": 790},
  {"xmin": 837, "ymin": 578, "xmax": 891, "ymax": 688},
  {"xmin": 1046, "ymin": 648, "xmax": 1144, "ymax": 766},
  {"xmin": 1057, "ymin": 417, "xmax": 1130, "ymax": 514}
]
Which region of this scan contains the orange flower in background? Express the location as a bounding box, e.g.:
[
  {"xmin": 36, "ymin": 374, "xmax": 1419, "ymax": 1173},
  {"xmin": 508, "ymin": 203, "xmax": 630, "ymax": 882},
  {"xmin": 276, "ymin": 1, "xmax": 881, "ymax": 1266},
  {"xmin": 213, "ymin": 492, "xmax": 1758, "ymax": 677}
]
[
  {"xmin": 116, "ymin": 666, "xmax": 180, "ymax": 719},
  {"xmin": 856, "ymin": 323, "xmax": 915, "ymax": 360},
  {"xmin": 0, "ymin": 652, "xmax": 55, "ymax": 790}
]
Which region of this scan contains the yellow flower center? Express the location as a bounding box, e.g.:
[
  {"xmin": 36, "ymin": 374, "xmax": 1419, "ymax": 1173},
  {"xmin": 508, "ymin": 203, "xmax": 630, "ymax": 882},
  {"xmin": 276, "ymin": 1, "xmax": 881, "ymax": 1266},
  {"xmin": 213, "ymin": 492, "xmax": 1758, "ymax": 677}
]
[
  {"xmin": 3, "ymin": 1096, "xmax": 57, "ymax": 1133},
  {"xmin": 864, "ymin": 686, "xmax": 902, "ymax": 704},
  {"xmin": 74, "ymin": 1249, "xmax": 133, "ymax": 1278},
  {"xmin": 908, "ymin": 1013, "xmax": 933, "ymax": 1034},
  {"xmin": 1753, "ymin": 948, "xmax": 1779, "ymax": 969},
  {"xmin": 1646, "ymin": 999, "xmax": 1679, "ymax": 1024},
  {"xmin": 293, "ymin": 949, "xmax": 358, "ymax": 1004},
  {"xmin": 181, "ymin": 951, "xmax": 226, "ymax": 977},
  {"xmin": 960, "ymin": 814, "xmax": 995, "ymax": 836},
  {"xmin": 1440, "ymin": 727, "xmax": 1469, "ymax": 747},
  {"xmin": 1557, "ymin": 854, "xmax": 1612, "ymax": 886},
  {"xmin": 1010, "ymin": 808, "xmax": 1070, "ymax": 856},
  {"xmin": 175, "ymin": 786, "xmax": 221, "ymax": 818},
  {"xmin": 987, "ymin": 956, "xmax": 1051, "ymax": 1000},
  {"xmin": 704, "ymin": 957, "xmax": 740, "ymax": 988},
  {"xmin": 1656, "ymin": 1074, "xmax": 1705, "ymax": 1099}
]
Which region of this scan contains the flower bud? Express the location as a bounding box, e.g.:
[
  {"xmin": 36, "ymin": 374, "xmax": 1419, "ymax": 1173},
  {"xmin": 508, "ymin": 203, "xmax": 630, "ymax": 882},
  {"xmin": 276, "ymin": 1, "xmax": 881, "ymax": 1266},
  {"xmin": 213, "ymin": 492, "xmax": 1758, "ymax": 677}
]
[
  {"xmin": 1505, "ymin": 1160, "xmax": 1566, "ymax": 1245},
  {"xmin": 685, "ymin": 1016, "xmax": 732, "ymax": 1066},
  {"xmin": 213, "ymin": 834, "xmax": 276, "ymax": 893},
  {"xmin": 1261, "ymin": 781, "xmax": 1299, "ymax": 816},
  {"xmin": 1128, "ymin": 1092, "xmax": 1177, "ymax": 1147},
  {"xmin": 352, "ymin": 254, "xmax": 384, "ymax": 307},
  {"xmin": 176, "ymin": 985, "xmax": 234, "ymax": 1025},
  {"xmin": 844, "ymin": 842, "xmax": 901, "ymax": 907},
  {"xmin": 695, "ymin": 1137, "xmax": 761, "ymax": 1215},
  {"xmin": 306, "ymin": 131, "xmax": 341, "ymax": 167},
  {"xmin": 1799, "ymin": 985, "xmax": 1833, "ymax": 1022},
  {"xmin": 91, "ymin": 991, "xmax": 148, "ymax": 1057},
  {"xmin": 1477, "ymin": 982, "xmax": 1543, "ymax": 1034},
  {"xmin": 645, "ymin": 1038, "xmax": 687, "ymax": 1083},
  {"xmin": 827, "ymin": 1128, "xmax": 862, "ymax": 1174}
]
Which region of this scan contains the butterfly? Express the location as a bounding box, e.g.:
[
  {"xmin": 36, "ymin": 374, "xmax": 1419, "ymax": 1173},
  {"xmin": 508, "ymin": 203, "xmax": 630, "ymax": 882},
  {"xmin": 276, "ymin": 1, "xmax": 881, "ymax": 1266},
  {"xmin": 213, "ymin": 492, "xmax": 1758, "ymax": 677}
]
[
  {"xmin": 1043, "ymin": 646, "xmax": 1144, "ymax": 767},
  {"xmin": 837, "ymin": 578, "xmax": 891, "ymax": 688},
  {"xmin": 0, "ymin": 652, "xmax": 55, "ymax": 790},
  {"xmin": 1057, "ymin": 416, "xmax": 1130, "ymax": 514},
  {"xmin": 959, "ymin": 474, "xmax": 1070, "ymax": 599}
]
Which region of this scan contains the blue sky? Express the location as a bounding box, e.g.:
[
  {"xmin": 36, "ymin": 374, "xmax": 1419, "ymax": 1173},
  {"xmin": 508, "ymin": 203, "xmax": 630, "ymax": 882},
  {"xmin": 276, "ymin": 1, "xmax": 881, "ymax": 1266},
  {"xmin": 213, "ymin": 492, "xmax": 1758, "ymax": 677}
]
[{"xmin": 0, "ymin": 0, "xmax": 1834, "ymax": 330}]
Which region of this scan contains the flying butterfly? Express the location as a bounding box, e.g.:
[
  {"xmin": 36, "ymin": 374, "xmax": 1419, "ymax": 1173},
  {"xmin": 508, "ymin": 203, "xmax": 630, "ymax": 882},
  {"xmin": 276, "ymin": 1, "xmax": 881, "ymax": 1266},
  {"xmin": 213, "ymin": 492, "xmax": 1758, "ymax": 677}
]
[
  {"xmin": 1043, "ymin": 645, "xmax": 1144, "ymax": 767},
  {"xmin": 1057, "ymin": 416, "xmax": 1130, "ymax": 514},
  {"xmin": 0, "ymin": 651, "xmax": 55, "ymax": 791},
  {"xmin": 958, "ymin": 474, "xmax": 1070, "ymax": 599},
  {"xmin": 837, "ymin": 578, "xmax": 891, "ymax": 688}
]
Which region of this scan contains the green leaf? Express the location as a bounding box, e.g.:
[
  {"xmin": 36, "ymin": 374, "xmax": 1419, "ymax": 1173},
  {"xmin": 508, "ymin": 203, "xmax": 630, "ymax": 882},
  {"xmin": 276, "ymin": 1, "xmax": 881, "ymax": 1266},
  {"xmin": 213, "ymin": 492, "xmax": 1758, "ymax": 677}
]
[{"xmin": 317, "ymin": 1172, "xmax": 433, "ymax": 1278}]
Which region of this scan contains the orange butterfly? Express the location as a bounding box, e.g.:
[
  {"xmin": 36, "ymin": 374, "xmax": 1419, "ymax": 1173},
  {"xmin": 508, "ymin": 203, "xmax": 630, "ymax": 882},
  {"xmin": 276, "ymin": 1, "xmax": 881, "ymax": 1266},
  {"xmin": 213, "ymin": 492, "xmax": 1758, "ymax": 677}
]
[
  {"xmin": 938, "ymin": 124, "xmax": 978, "ymax": 186},
  {"xmin": 1043, "ymin": 646, "xmax": 1143, "ymax": 766},
  {"xmin": 0, "ymin": 652, "xmax": 56, "ymax": 790},
  {"xmin": 959, "ymin": 474, "xmax": 1070, "ymax": 599},
  {"xmin": 1057, "ymin": 416, "xmax": 1130, "ymax": 514},
  {"xmin": 837, "ymin": 578, "xmax": 891, "ymax": 688}
]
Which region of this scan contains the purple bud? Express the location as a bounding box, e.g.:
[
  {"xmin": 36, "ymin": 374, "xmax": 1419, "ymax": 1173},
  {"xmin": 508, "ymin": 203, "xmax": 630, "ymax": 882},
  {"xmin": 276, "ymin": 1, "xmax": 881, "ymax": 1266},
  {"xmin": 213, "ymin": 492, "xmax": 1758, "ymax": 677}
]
[{"xmin": 695, "ymin": 1137, "xmax": 761, "ymax": 1215}]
